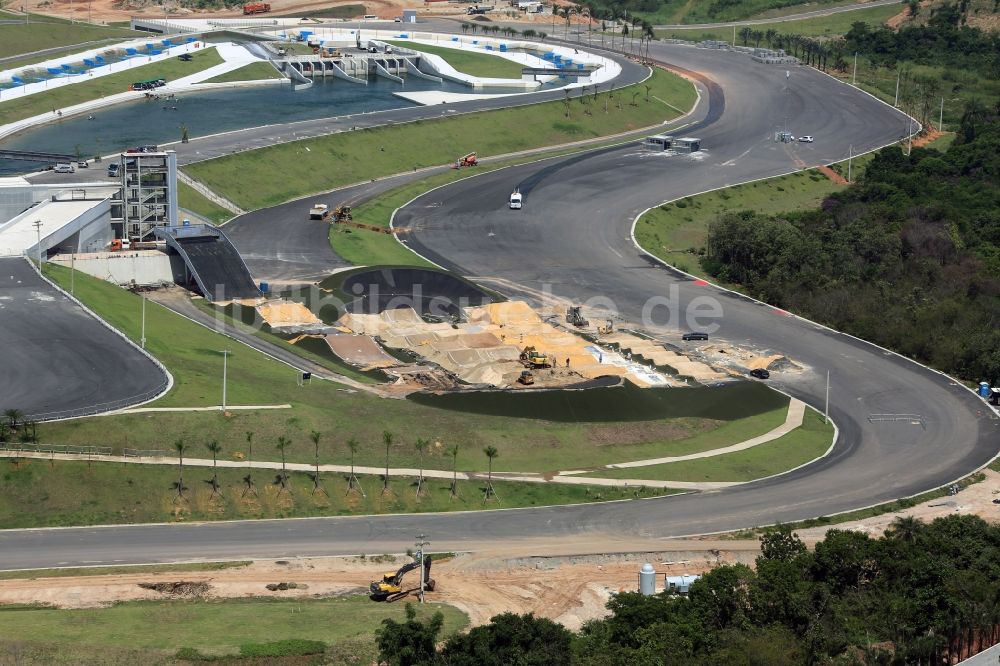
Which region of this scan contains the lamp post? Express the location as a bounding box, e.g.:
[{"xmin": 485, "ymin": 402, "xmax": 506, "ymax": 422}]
[
  {"xmin": 140, "ymin": 294, "xmax": 146, "ymax": 349},
  {"xmin": 852, "ymin": 51, "xmax": 857, "ymax": 86},
  {"xmin": 221, "ymin": 350, "xmax": 230, "ymax": 411},
  {"xmin": 32, "ymin": 220, "xmax": 42, "ymax": 265}
]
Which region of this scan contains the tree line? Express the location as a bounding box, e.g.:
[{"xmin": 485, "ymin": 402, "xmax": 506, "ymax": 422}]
[
  {"xmin": 376, "ymin": 515, "xmax": 1000, "ymax": 665},
  {"xmin": 702, "ymin": 102, "xmax": 1000, "ymax": 384}
]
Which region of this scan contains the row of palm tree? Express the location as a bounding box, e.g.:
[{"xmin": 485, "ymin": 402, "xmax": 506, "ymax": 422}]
[
  {"xmin": 0, "ymin": 408, "xmax": 38, "ymax": 446},
  {"xmin": 168, "ymin": 432, "xmax": 502, "ymax": 504}
]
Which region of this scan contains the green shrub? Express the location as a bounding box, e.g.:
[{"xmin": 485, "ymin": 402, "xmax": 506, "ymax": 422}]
[{"xmin": 239, "ymin": 639, "xmax": 327, "ymax": 657}]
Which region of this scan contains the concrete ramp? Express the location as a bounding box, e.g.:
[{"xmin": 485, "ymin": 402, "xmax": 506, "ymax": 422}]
[
  {"xmin": 156, "ymin": 224, "xmax": 261, "ymax": 301},
  {"xmin": 373, "ymin": 60, "xmax": 403, "ymax": 84},
  {"xmin": 404, "ymin": 58, "xmax": 442, "ymax": 83},
  {"xmin": 328, "ymin": 60, "xmax": 367, "ymax": 85}
]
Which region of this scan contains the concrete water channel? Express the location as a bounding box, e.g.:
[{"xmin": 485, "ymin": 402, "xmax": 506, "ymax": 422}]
[{"xmin": 0, "ymin": 75, "xmax": 540, "ymax": 176}]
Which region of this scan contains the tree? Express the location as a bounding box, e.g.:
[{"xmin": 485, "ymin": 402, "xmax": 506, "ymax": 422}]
[
  {"xmin": 381, "ymin": 430, "xmax": 394, "ymax": 497},
  {"xmin": 345, "ymin": 437, "xmax": 365, "ymax": 497},
  {"xmin": 482, "ymin": 445, "xmax": 499, "ymax": 504},
  {"xmin": 205, "ymin": 439, "xmax": 223, "ymax": 499},
  {"xmin": 172, "ymin": 439, "xmax": 188, "ymax": 502},
  {"xmin": 376, "ymin": 602, "xmax": 443, "ymax": 666},
  {"xmin": 739, "ymin": 26, "xmax": 752, "ymax": 46},
  {"xmin": 4, "ymin": 408, "xmax": 23, "ymax": 432},
  {"xmin": 275, "ymin": 436, "xmax": 291, "ymax": 493},
  {"xmin": 886, "ymin": 515, "xmax": 924, "ymax": 544},
  {"xmin": 759, "ymin": 525, "xmax": 807, "ymax": 562},
  {"xmin": 441, "ymin": 612, "xmax": 573, "ymax": 664},
  {"xmin": 242, "ymin": 430, "xmax": 257, "ymax": 497},
  {"xmin": 765, "ymin": 28, "xmax": 778, "ymax": 47},
  {"xmin": 448, "ymin": 443, "xmax": 460, "ymax": 499},
  {"xmin": 414, "ymin": 438, "xmax": 428, "ymax": 498},
  {"xmin": 309, "ymin": 430, "xmax": 326, "ymax": 496}
]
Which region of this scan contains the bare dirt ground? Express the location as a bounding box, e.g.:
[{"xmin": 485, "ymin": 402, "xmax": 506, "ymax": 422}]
[{"xmin": 1, "ymin": 469, "xmax": 996, "ymax": 626}]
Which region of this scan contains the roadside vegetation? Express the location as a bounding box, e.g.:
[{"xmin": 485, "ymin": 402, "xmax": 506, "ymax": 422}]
[
  {"xmin": 376, "ymin": 517, "xmax": 1000, "ymax": 664},
  {"xmin": 383, "ymin": 41, "xmax": 526, "ymax": 79},
  {"xmin": 201, "ymin": 61, "xmax": 283, "ymax": 84},
  {"xmin": 0, "ymin": 561, "xmax": 250, "ymax": 580},
  {"xmin": 0, "ymin": 595, "xmax": 466, "ymax": 664},
  {"xmin": 177, "ymin": 181, "xmax": 233, "ymax": 225},
  {"xmin": 34, "ymin": 264, "xmax": 788, "ymax": 476},
  {"xmin": 183, "ymin": 68, "xmax": 696, "ymax": 210},
  {"xmin": 0, "ymin": 48, "xmax": 223, "ymax": 124}
]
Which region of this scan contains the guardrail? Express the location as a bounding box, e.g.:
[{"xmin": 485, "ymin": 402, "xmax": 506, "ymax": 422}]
[
  {"xmin": 23, "ymin": 381, "xmax": 170, "ymax": 422},
  {"xmin": 868, "ymin": 413, "xmax": 926, "ymax": 429}
]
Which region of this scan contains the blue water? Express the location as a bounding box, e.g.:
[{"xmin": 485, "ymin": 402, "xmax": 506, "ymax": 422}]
[{"xmin": 0, "ymin": 75, "xmax": 523, "ymax": 175}]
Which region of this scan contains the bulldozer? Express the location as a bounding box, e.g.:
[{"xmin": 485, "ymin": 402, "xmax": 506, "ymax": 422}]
[
  {"xmin": 370, "ymin": 554, "xmax": 435, "ymax": 602},
  {"xmin": 566, "ymin": 306, "xmax": 589, "ymax": 328},
  {"xmin": 520, "ymin": 346, "xmax": 550, "ymax": 369},
  {"xmin": 332, "ymin": 204, "xmax": 352, "ymax": 223},
  {"xmin": 517, "ymin": 370, "xmax": 535, "ymax": 385},
  {"xmin": 598, "ymin": 319, "xmax": 614, "ymax": 335},
  {"xmin": 453, "ymin": 152, "xmax": 478, "ymax": 169}
]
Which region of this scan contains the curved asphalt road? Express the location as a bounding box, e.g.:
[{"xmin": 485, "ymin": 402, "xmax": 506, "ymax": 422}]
[{"xmin": 1, "ymin": 44, "xmax": 997, "ymax": 569}]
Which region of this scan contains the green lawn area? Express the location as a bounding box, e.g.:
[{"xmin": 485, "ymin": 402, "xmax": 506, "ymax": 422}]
[
  {"xmin": 655, "ymin": 3, "xmax": 900, "ymax": 41},
  {"xmin": 0, "ymin": 20, "xmax": 138, "ymax": 60},
  {"xmin": 275, "ymin": 3, "xmax": 364, "ymax": 18},
  {"xmin": 584, "ymin": 408, "xmax": 834, "ymax": 483},
  {"xmin": 0, "ymin": 459, "xmax": 680, "ymax": 528},
  {"xmin": 177, "ymin": 181, "xmax": 233, "ymax": 226},
  {"xmin": 36, "ymin": 264, "xmax": 782, "ymax": 475},
  {"xmin": 0, "ymin": 48, "xmax": 223, "ymax": 124},
  {"xmin": 202, "ymin": 61, "xmax": 283, "ymax": 84},
  {"xmin": 0, "ymin": 595, "xmax": 466, "ymax": 663},
  {"xmin": 635, "ymin": 167, "xmax": 847, "ymax": 279},
  {"xmin": 632, "ymin": 0, "xmax": 882, "ymax": 24},
  {"xmin": 384, "ymin": 40, "xmax": 525, "ymax": 79},
  {"xmin": 0, "ymin": 561, "xmax": 250, "ymax": 580},
  {"xmin": 183, "ymin": 67, "xmax": 696, "ymax": 211}
]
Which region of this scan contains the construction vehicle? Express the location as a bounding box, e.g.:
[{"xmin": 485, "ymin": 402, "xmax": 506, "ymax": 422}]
[
  {"xmin": 309, "ymin": 203, "xmax": 330, "ymax": 220},
  {"xmin": 520, "ymin": 346, "xmax": 551, "ymax": 369},
  {"xmin": 598, "ymin": 319, "xmax": 614, "ymax": 335},
  {"xmin": 333, "ymin": 204, "xmax": 352, "ymax": 222},
  {"xmin": 566, "ymin": 306, "xmax": 589, "ymax": 328},
  {"xmin": 370, "ymin": 555, "xmax": 435, "ymax": 601},
  {"xmin": 242, "ymin": 2, "xmax": 270, "ymax": 14},
  {"xmin": 517, "ymin": 370, "xmax": 535, "ymax": 385},
  {"xmin": 467, "ymin": 5, "xmax": 490, "ymax": 14},
  {"xmin": 453, "ymin": 152, "xmax": 478, "ymax": 169}
]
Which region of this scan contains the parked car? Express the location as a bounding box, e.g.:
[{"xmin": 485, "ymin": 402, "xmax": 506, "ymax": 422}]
[
  {"xmin": 77, "ymin": 160, "xmax": 88, "ymax": 168},
  {"xmin": 394, "ymin": 16, "xmax": 401, "ymax": 22},
  {"xmin": 107, "ymin": 163, "xmax": 120, "ymax": 177},
  {"xmin": 798, "ymin": 135, "xmax": 814, "ymax": 143},
  {"xmin": 750, "ymin": 368, "xmax": 770, "ymax": 379},
  {"xmin": 682, "ymin": 332, "xmax": 709, "ymax": 341},
  {"xmin": 53, "ymin": 163, "xmax": 75, "ymax": 173}
]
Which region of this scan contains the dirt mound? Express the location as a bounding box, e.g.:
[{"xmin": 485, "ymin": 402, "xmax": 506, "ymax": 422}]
[{"xmin": 137, "ymin": 581, "xmax": 211, "ymax": 596}]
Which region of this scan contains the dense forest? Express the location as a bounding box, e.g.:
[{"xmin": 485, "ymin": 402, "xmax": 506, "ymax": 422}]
[
  {"xmin": 376, "ymin": 516, "xmax": 1000, "ymax": 665},
  {"xmin": 703, "ymin": 103, "xmax": 1000, "ymax": 384}
]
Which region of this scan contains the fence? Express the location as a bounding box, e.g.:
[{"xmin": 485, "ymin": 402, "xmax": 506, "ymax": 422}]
[
  {"xmin": 23, "ymin": 381, "xmax": 170, "ymax": 422},
  {"xmin": 123, "ymin": 448, "xmax": 168, "ymax": 458},
  {"xmin": 0, "ymin": 443, "xmax": 112, "ymax": 456}
]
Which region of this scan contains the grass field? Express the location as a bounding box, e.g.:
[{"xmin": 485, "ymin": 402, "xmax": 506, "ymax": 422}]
[
  {"xmin": 183, "ymin": 67, "xmax": 695, "ymax": 211},
  {"xmin": 384, "ymin": 41, "xmax": 525, "ymax": 79},
  {"xmin": 0, "ymin": 561, "xmax": 250, "ymax": 580},
  {"xmin": 0, "ymin": 20, "xmax": 138, "ymax": 60},
  {"xmin": 0, "ymin": 48, "xmax": 223, "ymax": 124},
  {"xmin": 0, "ymin": 459, "xmax": 680, "ymax": 528},
  {"xmin": 0, "ymin": 595, "xmax": 467, "ymax": 663},
  {"xmin": 37, "ymin": 264, "xmax": 786, "ymax": 475},
  {"xmin": 202, "ymin": 61, "xmax": 283, "ymax": 84},
  {"xmin": 275, "ymin": 3, "xmax": 364, "ymax": 19},
  {"xmin": 610, "ymin": 0, "xmax": 871, "ymax": 25},
  {"xmin": 655, "ymin": 3, "xmax": 900, "ymax": 41},
  {"xmin": 177, "ymin": 181, "xmax": 233, "ymax": 226},
  {"xmin": 585, "ymin": 408, "xmax": 834, "ymax": 482}
]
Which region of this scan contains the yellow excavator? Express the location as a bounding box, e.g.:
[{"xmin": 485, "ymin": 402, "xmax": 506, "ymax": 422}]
[
  {"xmin": 370, "ymin": 555, "xmax": 435, "ymax": 601},
  {"xmin": 520, "ymin": 346, "xmax": 550, "ymax": 369}
]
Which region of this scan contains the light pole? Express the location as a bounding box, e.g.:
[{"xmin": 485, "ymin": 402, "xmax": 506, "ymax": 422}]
[
  {"xmin": 894, "ymin": 68, "xmax": 900, "ymax": 107},
  {"xmin": 938, "ymin": 97, "xmax": 944, "ymax": 132},
  {"xmin": 221, "ymin": 350, "xmax": 231, "ymax": 411},
  {"xmin": 852, "ymin": 52, "xmax": 857, "ymax": 86},
  {"xmin": 415, "ymin": 534, "xmax": 430, "ymax": 603},
  {"xmin": 824, "ymin": 370, "xmax": 830, "ymax": 424},
  {"xmin": 32, "ymin": 220, "xmax": 42, "ymax": 265},
  {"xmin": 140, "ymin": 294, "xmax": 146, "ymax": 349},
  {"xmin": 847, "ymin": 144, "xmax": 853, "ymax": 182}
]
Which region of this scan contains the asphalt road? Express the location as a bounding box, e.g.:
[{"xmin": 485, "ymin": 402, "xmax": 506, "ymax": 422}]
[
  {"xmin": 0, "ymin": 257, "xmax": 168, "ymax": 420},
  {"xmin": 1, "ymin": 44, "xmax": 996, "ymax": 569}
]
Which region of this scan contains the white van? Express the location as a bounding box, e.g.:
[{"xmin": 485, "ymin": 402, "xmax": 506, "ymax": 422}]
[
  {"xmin": 509, "ymin": 190, "xmax": 522, "ymax": 210},
  {"xmin": 54, "ymin": 163, "xmax": 75, "ymax": 173}
]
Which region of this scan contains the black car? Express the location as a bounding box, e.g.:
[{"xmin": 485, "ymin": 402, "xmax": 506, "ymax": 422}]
[
  {"xmin": 682, "ymin": 332, "xmax": 709, "ymax": 341},
  {"xmin": 750, "ymin": 368, "xmax": 770, "ymax": 379}
]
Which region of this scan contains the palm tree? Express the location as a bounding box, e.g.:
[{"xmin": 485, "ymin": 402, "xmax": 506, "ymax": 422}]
[
  {"xmin": 461, "ymin": 23, "xmax": 469, "ymax": 35},
  {"xmin": 205, "ymin": 439, "xmax": 223, "ymax": 498},
  {"xmin": 346, "ymin": 437, "xmax": 364, "ymax": 497},
  {"xmin": 381, "ymin": 430, "xmax": 393, "ymax": 496},
  {"xmin": 4, "ymin": 408, "xmax": 23, "ymax": 432},
  {"xmin": 764, "ymin": 28, "xmax": 778, "ymax": 48},
  {"xmin": 482, "ymin": 445, "xmax": 499, "ymax": 504},
  {"xmin": 275, "ymin": 436, "xmax": 291, "ymax": 493},
  {"xmin": 887, "ymin": 515, "xmax": 924, "ymax": 544},
  {"xmin": 448, "ymin": 443, "xmax": 460, "ymax": 499},
  {"xmin": 739, "ymin": 26, "xmax": 752, "ymax": 47},
  {"xmin": 309, "ymin": 430, "xmax": 326, "ymax": 495},
  {"xmin": 172, "ymin": 439, "xmax": 188, "ymax": 502},
  {"xmin": 242, "ymin": 430, "xmax": 256, "ymax": 497},
  {"xmin": 752, "ymin": 30, "xmax": 764, "ymax": 48},
  {"xmin": 414, "ymin": 438, "xmax": 428, "ymax": 497}
]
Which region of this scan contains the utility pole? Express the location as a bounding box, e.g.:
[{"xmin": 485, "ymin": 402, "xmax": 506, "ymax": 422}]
[
  {"xmin": 70, "ymin": 252, "xmax": 75, "ymax": 294},
  {"xmin": 140, "ymin": 294, "xmax": 146, "ymax": 349},
  {"xmin": 732, "ymin": 24, "xmax": 736, "ymax": 47},
  {"xmin": 220, "ymin": 350, "xmax": 230, "ymax": 411},
  {"xmin": 824, "ymin": 370, "xmax": 830, "ymax": 425},
  {"xmin": 32, "ymin": 220, "xmax": 42, "ymax": 265},
  {"xmin": 938, "ymin": 97, "xmax": 944, "ymax": 132},
  {"xmin": 894, "ymin": 69, "xmax": 900, "ymax": 107},
  {"xmin": 852, "ymin": 52, "xmax": 858, "ymax": 86},
  {"xmin": 847, "ymin": 145, "xmax": 853, "ymax": 182},
  {"xmin": 415, "ymin": 534, "xmax": 430, "ymax": 603}
]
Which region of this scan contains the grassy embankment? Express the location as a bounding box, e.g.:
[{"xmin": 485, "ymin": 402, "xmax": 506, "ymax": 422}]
[
  {"xmin": 202, "ymin": 61, "xmax": 284, "ymax": 84},
  {"xmin": 0, "ymin": 48, "xmax": 223, "ymax": 123},
  {"xmin": 182, "ymin": 67, "xmax": 696, "ymax": 211},
  {"xmin": 0, "ymin": 18, "xmax": 138, "ymax": 61},
  {"xmin": 655, "ymin": 4, "xmax": 901, "ymax": 41},
  {"xmin": 36, "ymin": 264, "xmax": 787, "ymax": 476},
  {"xmin": 0, "ymin": 596, "xmax": 466, "ymax": 664},
  {"xmin": 274, "ymin": 3, "xmax": 364, "ymax": 19},
  {"xmin": 618, "ymin": 0, "xmax": 871, "ymax": 26},
  {"xmin": 0, "ymin": 561, "xmax": 250, "ymax": 580},
  {"xmin": 176, "ymin": 181, "xmax": 233, "ymax": 226},
  {"xmin": 383, "ymin": 40, "xmax": 525, "ymax": 79},
  {"xmin": 584, "ymin": 408, "xmax": 834, "ymax": 483}
]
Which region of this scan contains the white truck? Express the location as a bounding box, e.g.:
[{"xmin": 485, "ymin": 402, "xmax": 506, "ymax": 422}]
[
  {"xmin": 309, "ymin": 203, "xmax": 330, "ymax": 220},
  {"xmin": 509, "ymin": 190, "xmax": 522, "ymax": 210}
]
